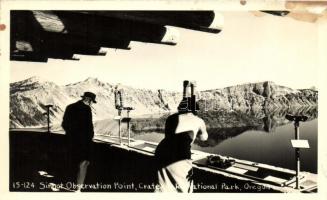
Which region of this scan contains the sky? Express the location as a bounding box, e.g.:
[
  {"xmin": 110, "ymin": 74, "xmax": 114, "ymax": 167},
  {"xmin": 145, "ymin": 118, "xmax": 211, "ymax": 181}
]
[{"xmin": 10, "ymin": 11, "xmax": 319, "ymax": 91}]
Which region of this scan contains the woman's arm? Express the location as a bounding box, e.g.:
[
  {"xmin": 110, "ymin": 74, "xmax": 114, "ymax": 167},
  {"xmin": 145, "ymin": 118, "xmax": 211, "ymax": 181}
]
[{"xmin": 197, "ymin": 119, "xmax": 208, "ymax": 141}]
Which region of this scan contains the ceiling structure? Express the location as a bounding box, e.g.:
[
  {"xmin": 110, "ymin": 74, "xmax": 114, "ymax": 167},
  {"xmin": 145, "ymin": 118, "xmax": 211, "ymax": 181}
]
[
  {"xmin": 10, "ymin": 11, "xmax": 223, "ymax": 62},
  {"xmin": 10, "ymin": 3, "xmax": 327, "ymax": 63}
]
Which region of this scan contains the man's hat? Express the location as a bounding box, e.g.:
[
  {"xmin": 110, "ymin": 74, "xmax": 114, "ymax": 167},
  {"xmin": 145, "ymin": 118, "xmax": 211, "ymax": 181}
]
[{"xmin": 81, "ymin": 92, "xmax": 97, "ymax": 103}]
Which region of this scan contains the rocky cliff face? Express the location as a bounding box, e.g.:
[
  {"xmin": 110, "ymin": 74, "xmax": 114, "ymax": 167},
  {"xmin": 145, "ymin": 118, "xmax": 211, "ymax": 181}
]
[
  {"xmin": 10, "ymin": 77, "xmax": 317, "ymax": 128},
  {"xmin": 10, "ymin": 77, "xmax": 182, "ymax": 128},
  {"xmin": 200, "ymin": 81, "xmax": 317, "ymax": 112}
]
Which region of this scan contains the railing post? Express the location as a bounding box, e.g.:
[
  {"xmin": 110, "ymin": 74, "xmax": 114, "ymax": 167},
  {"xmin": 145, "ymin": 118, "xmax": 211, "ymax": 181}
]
[
  {"xmin": 127, "ymin": 110, "xmax": 131, "ymax": 147},
  {"xmin": 295, "ymin": 121, "xmax": 300, "ymax": 189},
  {"xmin": 45, "ymin": 105, "xmax": 53, "ymax": 133}
]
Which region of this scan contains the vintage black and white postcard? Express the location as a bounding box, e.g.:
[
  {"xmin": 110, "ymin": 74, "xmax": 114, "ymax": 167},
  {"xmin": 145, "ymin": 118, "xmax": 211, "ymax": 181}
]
[{"xmin": 0, "ymin": 0, "xmax": 326, "ymax": 200}]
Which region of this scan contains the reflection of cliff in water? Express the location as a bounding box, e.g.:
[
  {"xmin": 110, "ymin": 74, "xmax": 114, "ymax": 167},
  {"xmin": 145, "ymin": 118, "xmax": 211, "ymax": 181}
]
[
  {"xmin": 256, "ymin": 106, "xmax": 317, "ymax": 133},
  {"xmin": 129, "ymin": 106, "xmax": 317, "ymax": 147},
  {"xmin": 195, "ymin": 126, "xmax": 256, "ymax": 147},
  {"xmin": 194, "ymin": 106, "xmax": 317, "ymax": 147}
]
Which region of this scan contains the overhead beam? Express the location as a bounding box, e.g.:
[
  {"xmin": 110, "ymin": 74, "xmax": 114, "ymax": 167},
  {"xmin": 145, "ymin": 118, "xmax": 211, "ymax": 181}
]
[
  {"xmin": 34, "ymin": 11, "xmax": 178, "ymax": 45},
  {"xmin": 80, "ymin": 11, "xmax": 223, "ymax": 33},
  {"xmin": 10, "ymin": 10, "xmax": 221, "ymax": 62},
  {"xmin": 11, "ymin": 11, "xmax": 131, "ymax": 61},
  {"xmin": 40, "ymin": 32, "xmax": 107, "ymax": 56},
  {"xmin": 261, "ymin": 10, "xmax": 290, "ymax": 16}
]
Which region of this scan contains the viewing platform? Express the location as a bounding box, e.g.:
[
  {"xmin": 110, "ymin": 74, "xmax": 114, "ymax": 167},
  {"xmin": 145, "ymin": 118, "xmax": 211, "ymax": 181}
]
[{"xmin": 9, "ymin": 129, "xmax": 317, "ymax": 193}]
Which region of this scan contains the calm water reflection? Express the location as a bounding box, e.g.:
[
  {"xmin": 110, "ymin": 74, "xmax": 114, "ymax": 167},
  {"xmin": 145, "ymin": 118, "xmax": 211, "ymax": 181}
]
[
  {"xmin": 193, "ymin": 119, "xmax": 317, "ymax": 173},
  {"xmin": 134, "ymin": 108, "xmax": 318, "ymax": 173}
]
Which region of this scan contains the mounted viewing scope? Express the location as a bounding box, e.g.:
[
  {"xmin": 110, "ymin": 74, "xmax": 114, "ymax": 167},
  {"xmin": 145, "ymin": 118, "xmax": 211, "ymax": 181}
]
[
  {"xmin": 285, "ymin": 113, "xmax": 309, "ymax": 189},
  {"xmin": 182, "ymin": 80, "xmax": 198, "ymax": 113},
  {"xmin": 43, "ymin": 104, "xmax": 53, "ymax": 133},
  {"xmin": 114, "ymin": 84, "xmax": 134, "ymax": 146},
  {"xmin": 114, "ymin": 85, "xmax": 135, "ymax": 111},
  {"xmin": 183, "ymin": 80, "xmax": 196, "ymax": 97},
  {"xmin": 114, "ymin": 86, "xmax": 124, "ymax": 109},
  {"xmin": 285, "ymin": 114, "xmax": 308, "ymax": 123}
]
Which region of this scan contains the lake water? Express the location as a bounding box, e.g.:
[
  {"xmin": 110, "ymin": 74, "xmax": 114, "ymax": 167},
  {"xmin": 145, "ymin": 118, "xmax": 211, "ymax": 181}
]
[{"xmin": 134, "ymin": 115, "xmax": 318, "ymax": 174}]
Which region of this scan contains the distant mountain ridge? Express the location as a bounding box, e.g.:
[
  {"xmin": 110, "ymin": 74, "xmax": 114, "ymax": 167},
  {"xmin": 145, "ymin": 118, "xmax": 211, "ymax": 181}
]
[{"xmin": 10, "ymin": 77, "xmax": 318, "ymax": 128}]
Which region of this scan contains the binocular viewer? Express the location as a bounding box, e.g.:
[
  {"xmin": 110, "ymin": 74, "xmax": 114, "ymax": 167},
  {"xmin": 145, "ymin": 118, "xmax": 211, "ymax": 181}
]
[
  {"xmin": 114, "ymin": 86, "xmax": 135, "ymax": 113},
  {"xmin": 285, "ymin": 114, "xmax": 308, "ymax": 123},
  {"xmin": 285, "ymin": 113, "xmax": 310, "ymax": 189},
  {"xmin": 114, "ymin": 80, "xmax": 199, "ymax": 113},
  {"xmin": 182, "ymin": 80, "xmax": 199, "ymax": 113},
  {"xmin": 183, "ymin": 80, "xmax": 196, "ymax": 98}
]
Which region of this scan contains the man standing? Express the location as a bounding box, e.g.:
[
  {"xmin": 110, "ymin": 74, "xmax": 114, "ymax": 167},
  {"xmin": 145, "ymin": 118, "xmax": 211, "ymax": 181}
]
[{"xmin": 62, "ymin": 92, "xmax": 96, "ymax": 192}]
